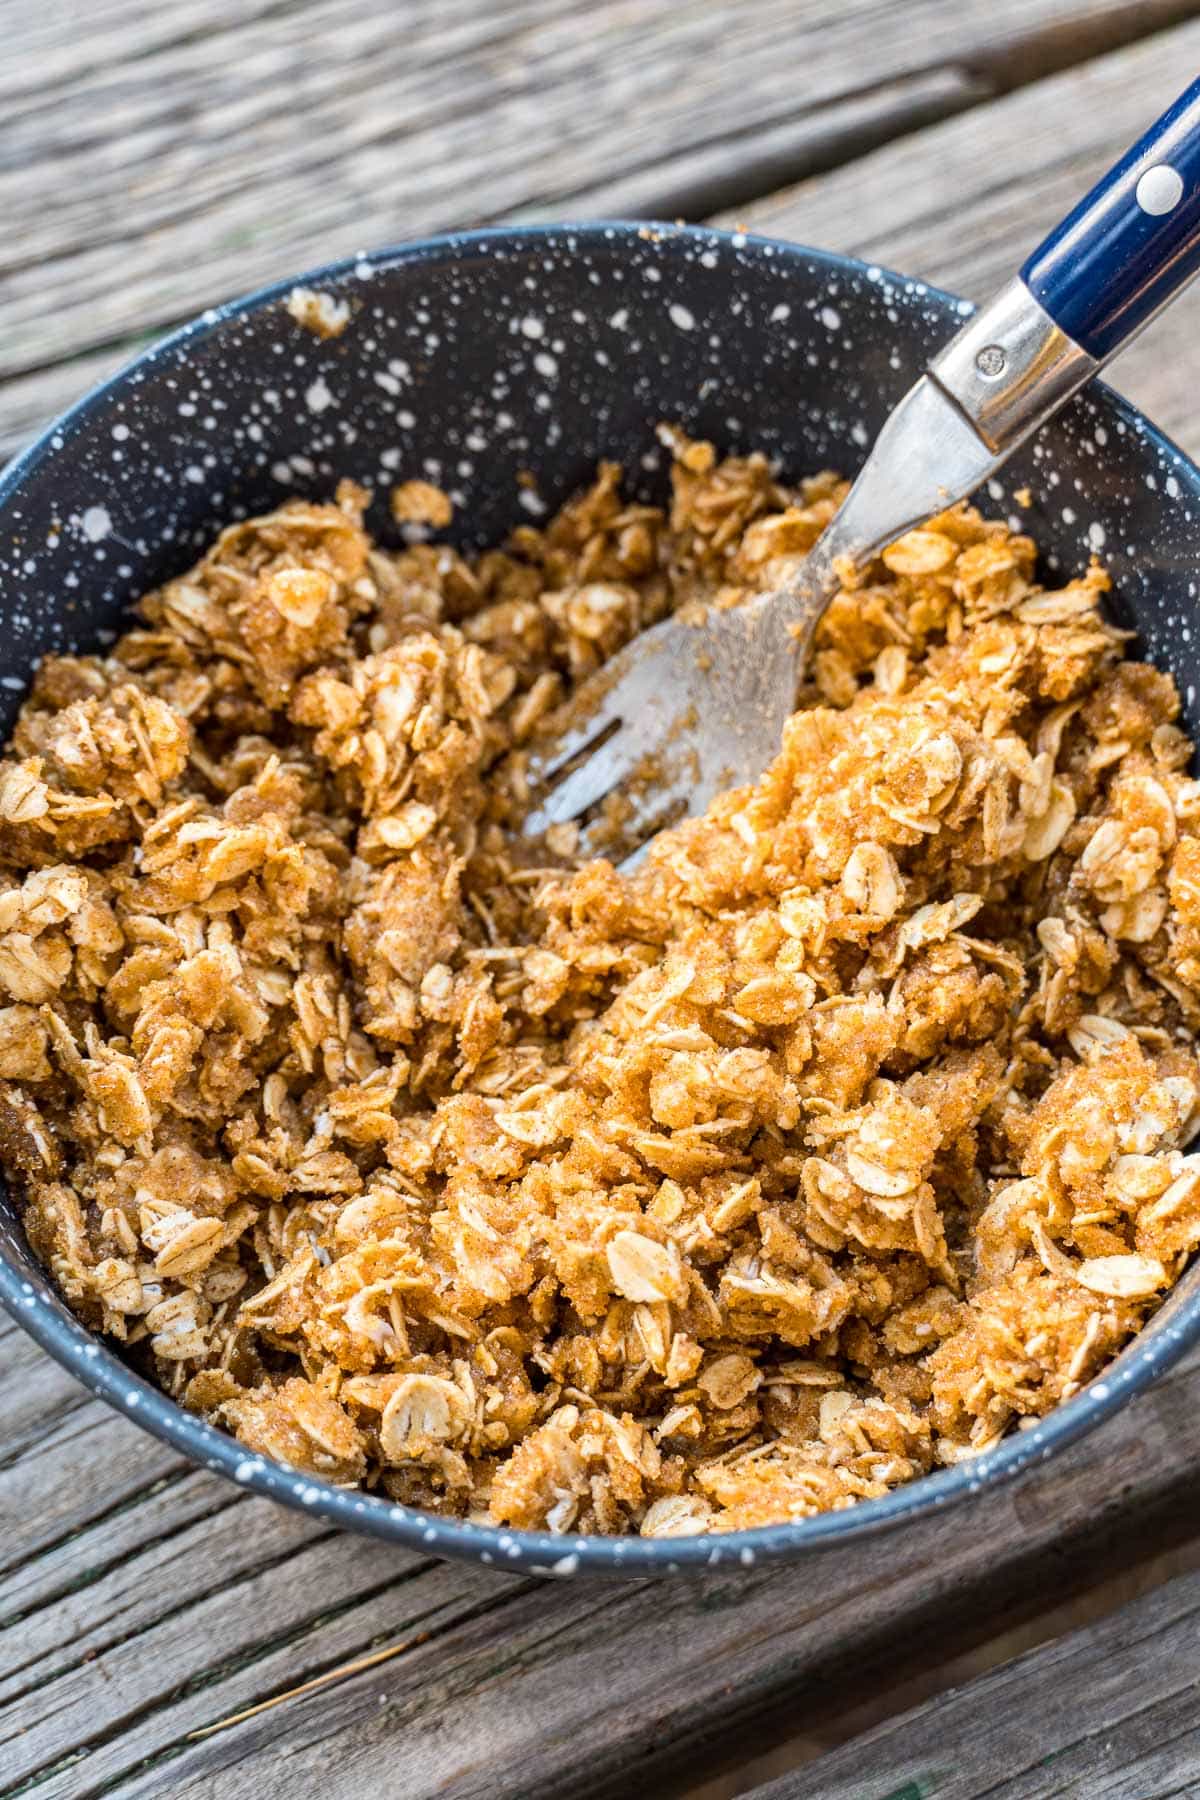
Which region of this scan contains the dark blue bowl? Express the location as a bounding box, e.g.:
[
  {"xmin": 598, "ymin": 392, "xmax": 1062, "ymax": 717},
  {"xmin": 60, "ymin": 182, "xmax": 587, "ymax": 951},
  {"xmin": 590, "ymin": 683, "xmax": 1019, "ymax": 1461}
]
[{"xmin": 2, "ymin": 223, "xmax": 1199, "ymax": 1577}]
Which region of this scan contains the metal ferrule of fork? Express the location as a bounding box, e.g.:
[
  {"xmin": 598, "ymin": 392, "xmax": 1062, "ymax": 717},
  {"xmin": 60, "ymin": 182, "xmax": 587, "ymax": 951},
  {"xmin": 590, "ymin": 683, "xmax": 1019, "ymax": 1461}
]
[{"xmin": 929, "ymin": 278, "xmax": 1098, "ymax": 454}]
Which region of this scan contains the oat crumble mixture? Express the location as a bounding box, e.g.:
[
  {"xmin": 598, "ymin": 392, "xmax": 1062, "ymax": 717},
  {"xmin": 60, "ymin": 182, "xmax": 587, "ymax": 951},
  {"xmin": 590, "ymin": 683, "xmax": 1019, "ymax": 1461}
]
[{"xmin": 6, "ymin": 427, "xmax": 1200, "ymax": 1538}]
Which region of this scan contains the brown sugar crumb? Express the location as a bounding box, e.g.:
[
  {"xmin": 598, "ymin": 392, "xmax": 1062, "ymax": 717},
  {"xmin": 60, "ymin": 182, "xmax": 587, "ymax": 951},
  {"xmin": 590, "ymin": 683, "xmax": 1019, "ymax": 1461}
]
[
  {"xmin": 5, "ymin": 432, "xmax": 1200, "ymax": 1537},
  {"xmin": 285, "ymin": 286, "xmax": 351, "ymax": 340},
  {"xmin": 389, "ymin": 480, "xmax": 453, "ymax": 531}
]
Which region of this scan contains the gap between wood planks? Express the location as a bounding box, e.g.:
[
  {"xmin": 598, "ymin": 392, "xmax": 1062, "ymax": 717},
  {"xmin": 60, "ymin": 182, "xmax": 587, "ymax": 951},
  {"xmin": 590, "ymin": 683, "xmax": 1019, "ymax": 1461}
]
[
  {"xmin": 4, "ymin": 1348, "xmax": 1199, "ymax": 1799},
  {"xmin": 5, "ymin": 5, "xmax": 1200, "ymax": 1798},
  {"xmin": 724, "ymin": 14, "xmax": 1200, "ymax": 458},
  {"xmin": 739, "ymin": 1540, "xmax": 1200, "ymax": 1799},
  {"xmin": 0, "ymin": 0, "xmax": 1195, "ymax": 455},
  {"xmin": 689, "ymin": 1526, "xmax": 1200, "ymax": 1799}
]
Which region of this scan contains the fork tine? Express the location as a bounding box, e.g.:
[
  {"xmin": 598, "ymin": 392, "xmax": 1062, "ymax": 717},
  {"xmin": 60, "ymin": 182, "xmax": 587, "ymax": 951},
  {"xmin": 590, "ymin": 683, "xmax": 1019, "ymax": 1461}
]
[
  {"xmin": 524, "ymin": 703, "xmax": 618, "ymax": 788},
  {"xmin": 523, "ymin": 720, "xmax": 642, "ymax": 831},
  {"xmin": 522, "ymin": 646, "xmax": 647, "ymax": 799},
  {"xmin": 576, "ymin": 761, "xmax": 696, "ymax": 867}
]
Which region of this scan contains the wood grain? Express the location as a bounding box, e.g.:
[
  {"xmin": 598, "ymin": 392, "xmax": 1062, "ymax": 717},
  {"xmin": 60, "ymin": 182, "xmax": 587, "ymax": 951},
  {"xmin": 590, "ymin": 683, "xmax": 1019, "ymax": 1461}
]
[
  {"xmin": 5, "ymin": 6, "xmax": 1200, "ymax": 1799},
  {"xmin": 0, "ymin": 0, "xmax": 1191, "ymax": 445},
  {"xmin": 2, "ymin": 1348, "xmax": 1198, "ymax": 1797},
  {"xmin": 749, "ymin": 1554, "xmax": 1200, "ymax": 1799},
  {"xmin": 733, "ymin": 17, "xmax": 1200, "ymax": 457}
]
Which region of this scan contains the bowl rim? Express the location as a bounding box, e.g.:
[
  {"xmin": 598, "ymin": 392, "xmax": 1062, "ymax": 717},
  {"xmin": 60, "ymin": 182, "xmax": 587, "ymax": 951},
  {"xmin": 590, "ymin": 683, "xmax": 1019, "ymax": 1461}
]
[{"xmin": 3, "ymin": 218, "xmax": 1200, "ymax": 1577}]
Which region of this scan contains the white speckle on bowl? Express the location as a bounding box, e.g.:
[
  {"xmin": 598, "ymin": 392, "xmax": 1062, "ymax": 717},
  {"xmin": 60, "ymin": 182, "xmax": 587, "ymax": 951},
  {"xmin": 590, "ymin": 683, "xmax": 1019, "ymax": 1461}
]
[
  {"xmin": 519, "ymin": 315, "xmax": 544, "ymax": 339},
  {"xmin": 305, "ymin": 377, "xmax": 334, "ymax": 414},
  {"xmin": 770, "ymin": 303, "xmax": 790, "ymax": 323},
  {"xmin": 1087, "ymin": 521, "xmax": 1106, "ymax": 551},
  {"xmin": 819, "ymin": 305, "xmax": 841, "ymax": 331},
  {"xmin": 552, "ymin": 1553, "xmax": 580, "ymax": 1576},
  {"xmin": 80, "ymin": 505, "xmax": 112, "ymax": 543},
  {"xmin": 533, "ymin": 351, "xmax": 558, "ymax": 378}
]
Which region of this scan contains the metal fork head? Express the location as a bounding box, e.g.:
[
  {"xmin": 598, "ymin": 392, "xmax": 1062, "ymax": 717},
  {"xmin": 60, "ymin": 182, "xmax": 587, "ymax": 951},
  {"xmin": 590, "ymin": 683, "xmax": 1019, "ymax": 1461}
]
[
  {"xmin": 520, "ymin": 370, "xmax": 1009, "ymax": 867},
  {"xmin": 521, "ymin": 580, "xmax": 828, "ymax": 865}
]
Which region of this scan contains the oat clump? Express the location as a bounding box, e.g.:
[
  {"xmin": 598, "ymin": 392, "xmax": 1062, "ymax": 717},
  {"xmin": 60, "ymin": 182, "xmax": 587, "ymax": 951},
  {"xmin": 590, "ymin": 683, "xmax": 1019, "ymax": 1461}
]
[
  {"xmin": 5, "ymin": 431, "xmax": 1200, "ymax": 1537},
  {"xmin": 285, "ymin": 286, "xmax": 351, "ymax": 340}
]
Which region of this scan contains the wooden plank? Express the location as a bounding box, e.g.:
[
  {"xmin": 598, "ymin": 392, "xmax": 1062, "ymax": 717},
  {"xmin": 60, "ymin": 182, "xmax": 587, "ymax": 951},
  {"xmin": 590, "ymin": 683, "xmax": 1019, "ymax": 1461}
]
[
  {"xmin": 7, "ymin": 1557, "xmax": 532, "ymax": 1798},
  {"xmin": 0, "ymin": 1466, "xmax": 241, "ymax": 1629},
  {"xmin": 0, "ymin": 1404, "xmax": 187, "ymax": 1582},
  {"xmin": 0, "ymin": 0, "xmax": 301, "ymax": 104},
  {"xmin": 0, "ymin": 1316, "xmax": 89, "ymax": 1458},
  {"xmin": 1, "ymin": 1349, "xmax": 1196, "ymax": 1799},
  {"xmin": 731, "ymin": 17, "xmax": 1200, "ymax": 459},
  {"xmin": 0, "ymin": 1525, "xmax": 459, "ymax": 1791},
  {"xmin": 0, "ymin": 0, "xmax": 1188, "ymax": 409},
  {"xmin": 4, "ymin": 8, "xmax": 1200, "ymax": 1799},
  {"xmin": 750, "ymin": 1557, "xmax": 1200, "ymax": 1799}
]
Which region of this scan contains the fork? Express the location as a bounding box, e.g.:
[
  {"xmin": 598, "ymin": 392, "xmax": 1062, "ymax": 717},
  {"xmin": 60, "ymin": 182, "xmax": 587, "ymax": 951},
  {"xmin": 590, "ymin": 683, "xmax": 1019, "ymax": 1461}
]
[{"xmin": 524, "ymin": 78, "xmax": 1200, "ymax": 865}]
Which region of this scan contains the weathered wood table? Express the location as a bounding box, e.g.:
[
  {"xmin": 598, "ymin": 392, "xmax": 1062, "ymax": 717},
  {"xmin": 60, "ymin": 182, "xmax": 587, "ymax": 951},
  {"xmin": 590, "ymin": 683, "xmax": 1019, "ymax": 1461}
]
[{"xmin": 6, "ymin": 4, "xmax": 1200, "ymax": 1795}]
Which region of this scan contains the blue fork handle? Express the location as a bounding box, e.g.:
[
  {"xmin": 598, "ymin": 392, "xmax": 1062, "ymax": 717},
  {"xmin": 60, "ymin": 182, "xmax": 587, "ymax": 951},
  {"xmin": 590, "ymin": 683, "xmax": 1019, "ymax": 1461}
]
[{"xmin": 1021, "ymin": 79, "xmax": 1200, "ymax": 361}]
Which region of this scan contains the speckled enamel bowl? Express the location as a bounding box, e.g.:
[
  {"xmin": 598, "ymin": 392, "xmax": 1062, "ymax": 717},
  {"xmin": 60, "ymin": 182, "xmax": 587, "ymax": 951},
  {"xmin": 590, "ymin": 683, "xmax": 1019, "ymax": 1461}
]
[{"xmin": 3, "ymin": 224, "xmax": 1200, "ymax": 1577}]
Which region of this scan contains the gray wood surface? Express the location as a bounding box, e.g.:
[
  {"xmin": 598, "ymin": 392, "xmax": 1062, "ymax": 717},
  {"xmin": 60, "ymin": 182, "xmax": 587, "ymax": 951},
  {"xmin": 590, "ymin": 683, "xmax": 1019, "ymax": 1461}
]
[
  {"xmin": 749, "ymin": 1549, "xmax": 1200, "ymax": 1800},
  {"xmin": 0, "ymin": 0, "xmax": 1191, "ymax": 457},
  {"xmin": 5, "ymin": 3, "xmax": 1200, "ymax": 1798},
  {"xmin": 733, "ymin": 14, "xmax": 1200, "ymax": 460},
  {"xmin": 3, "ymin": 1328, "xmax": 1200, "ymax": 1798}
]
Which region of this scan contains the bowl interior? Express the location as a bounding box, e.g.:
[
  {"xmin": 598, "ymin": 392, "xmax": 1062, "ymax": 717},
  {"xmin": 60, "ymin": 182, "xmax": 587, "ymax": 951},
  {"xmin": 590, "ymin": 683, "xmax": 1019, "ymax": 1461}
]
[{"xmin": 3, "ymin": 223, "xmax": 1200, "ymax": 1574}]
